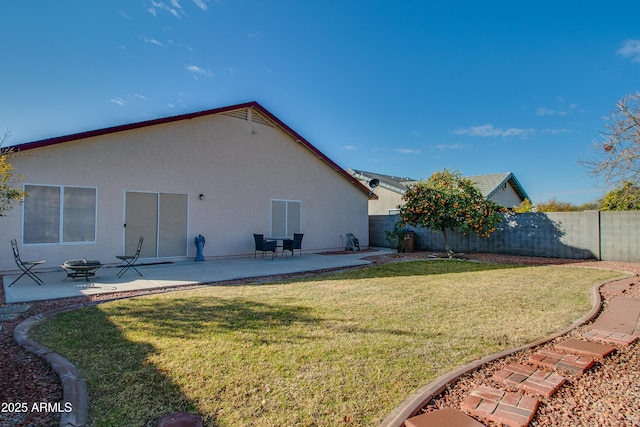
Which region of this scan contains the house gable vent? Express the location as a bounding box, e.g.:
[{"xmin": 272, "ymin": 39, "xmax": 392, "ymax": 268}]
[
  {"xmin": 222, "ymin": 108, "xmax": 249, "ymax": 121},
  {"xmin": 250, "ymin": 109, "xmax": 276, "ymax": 128}
]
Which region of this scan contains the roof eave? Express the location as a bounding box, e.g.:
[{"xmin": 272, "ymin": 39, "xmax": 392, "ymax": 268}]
[
  {"xmin": 484, "ymin": 173, "xmax": 529, "ymax": 201},
  {"xmin": 6, "ymin": 101, "xmax": 377, "ymax": 200}
]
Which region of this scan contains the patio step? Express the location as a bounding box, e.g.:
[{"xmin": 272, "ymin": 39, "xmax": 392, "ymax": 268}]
[
  {"xmin": 554, "ymin": 338, "xmax": 616, "ymax": 360},
  {"xmin": 461, "ymin": 385, "xmax": 539, "ymax": 427},
  {"xmin": 492, "ymin": 363, "xmax": 565, "ymax": 397},
  {"xmin": 583, "ymin": 329, "xmax": 638, "ymax": 346},
  {"xmin": 528, "ymin": 348, "xmax": 594, "ymax": 375},
  {"xmin": 0, "ymin": 304, "xmax": 31, "ymax": 323}
]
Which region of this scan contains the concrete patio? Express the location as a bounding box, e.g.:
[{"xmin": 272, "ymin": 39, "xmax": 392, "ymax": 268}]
[{"xmin": 3, "ymin": 249, "xmax": 391, "ymax": 304}]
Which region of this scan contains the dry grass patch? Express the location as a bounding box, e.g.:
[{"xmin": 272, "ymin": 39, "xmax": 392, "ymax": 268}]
[{"xmin": 31, "ymin": 261, "xmax": 622, "ymax": 426}]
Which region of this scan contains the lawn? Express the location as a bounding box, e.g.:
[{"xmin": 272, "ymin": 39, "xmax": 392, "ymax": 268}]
[{"xmin": 31, "ymin": 260, "xmax": 622, "ymax": 426}]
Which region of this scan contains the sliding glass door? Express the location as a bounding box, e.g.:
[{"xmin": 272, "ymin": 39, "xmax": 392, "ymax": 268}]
[{"xmin": 124, "ymin": 191, "xmax": 188, "ymax": 258}]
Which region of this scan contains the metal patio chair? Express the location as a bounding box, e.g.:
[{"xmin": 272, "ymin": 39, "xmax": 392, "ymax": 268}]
[
  {"xmin": 283, "ymin": 233, "xmax": 304, "ymax": 257},
  {"xmin": 254, "ymin": 234, "xmax": 277, "ymax": 259},
  {"xmin": 116, "ymin": 236, "xmax": 144, "ymax": 278},
  {"xmin": 9, "ymin": 239, "xmax": 46, "ymax": 287}
]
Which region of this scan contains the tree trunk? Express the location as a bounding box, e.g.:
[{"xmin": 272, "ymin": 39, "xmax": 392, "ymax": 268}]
[{"xmin": 441, "ymin": 227, "xmax": 452, "ymax": 257}]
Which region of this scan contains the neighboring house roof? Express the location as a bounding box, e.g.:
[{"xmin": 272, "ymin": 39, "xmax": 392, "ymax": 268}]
[
  {"xmin": 349, "ymin": 169, "xmax": 528, "ymax": 203},
  {"xmin": 467, "ymin": 172, "xmax": 530, "ymax": 202},
  {"xmin": 348, "ymin": 169, "xmax": 417, "ymax": 194},
  {"xmin": 5, "ymin": 101, "xmax": 377, "ymax": 200}
]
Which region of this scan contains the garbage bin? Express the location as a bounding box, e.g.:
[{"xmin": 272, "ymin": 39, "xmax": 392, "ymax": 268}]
[{"xmin": 403, "ymin": 230, "xmax": 415, "ymax": 253}]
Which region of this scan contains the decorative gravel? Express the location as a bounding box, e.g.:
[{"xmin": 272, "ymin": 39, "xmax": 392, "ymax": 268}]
[{"xmin": 1, "ymin": 252, "xmax": 639, "ymax": 427}]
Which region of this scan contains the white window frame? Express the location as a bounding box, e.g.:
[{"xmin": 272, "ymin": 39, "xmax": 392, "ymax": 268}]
[
  {"xmin": 22, "ymin": 184, "xmax": 98, "ymax": 245},
  {"xmin": 270, "ymin": 199, "xmax": 301, "ymax": 237}
]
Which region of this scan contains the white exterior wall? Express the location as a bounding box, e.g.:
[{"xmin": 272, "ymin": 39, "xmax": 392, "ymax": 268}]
[
  {"xmin": 0, "ymin": 109, "xmax": 369, "ymax": 272},
  {"xmin": 367, "ymin": 187, "xmax": 404, "ymax": 215},
  {"xmin": 488, "ymin": 183, "xmax": 523, "ymax": 209}
]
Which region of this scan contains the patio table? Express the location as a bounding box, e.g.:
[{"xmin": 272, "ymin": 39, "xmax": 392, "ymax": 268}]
[
  {"xmin": 61, "ymin": 259, "xmax": 102, "ymax": 281},
  {"xmin": 265, "ymin": 236, "xmax": 291, "ymax": 256}
]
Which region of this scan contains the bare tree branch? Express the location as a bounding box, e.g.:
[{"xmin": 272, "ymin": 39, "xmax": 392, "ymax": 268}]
[{"xmin": 581, "ymin": 92, "xmax": 640, "ymax": 187}]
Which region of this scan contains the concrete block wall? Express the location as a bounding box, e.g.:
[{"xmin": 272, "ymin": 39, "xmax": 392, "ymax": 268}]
[
  {"xmin": 370, "ymin": 211, "xmax": 640, "ymax": 262},
  {"xmin": 601, "ymin": 211, "xmax": 640, "ymax": 262}
]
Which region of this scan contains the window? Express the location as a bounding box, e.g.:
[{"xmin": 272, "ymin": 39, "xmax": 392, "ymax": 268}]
[
  {"xmin": 23, "ymin": 185, "xmax": 97, "ymax": 244},
  {"xmin": 271, "ymin": 199, "xmax": 301, "ymax": 237}
]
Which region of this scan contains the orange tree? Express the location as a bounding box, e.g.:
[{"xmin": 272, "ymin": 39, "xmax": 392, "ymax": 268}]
[
  {"xmin": 399, "ymin": 169, "xmax": 503, "ymax": 255},
  {"xmin": 0, "ymin": 131, "xmax": 26, "ymax": 217}
]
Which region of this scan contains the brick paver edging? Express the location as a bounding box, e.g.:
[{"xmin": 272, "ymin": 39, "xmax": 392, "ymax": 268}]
[
  {"xmin": 377, "ymin": 276, "xmax": 625, "ymax": 427},
  {"xmin": 13, "ymin": 302, "xmax": 99, "ymax": 427}
]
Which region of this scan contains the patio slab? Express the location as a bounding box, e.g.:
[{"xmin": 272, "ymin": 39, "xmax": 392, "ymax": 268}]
[
  {"xmin": 554, "ymin": 338, "xmax": 616, "ymax": 360},
  {"xmin": 528, "ymin": 348, "xmax": 594, "ymax": 375},
  {"xmin": 586, "ymin": 296, "xmax": 640, "ymax": 336},
  {"xmin": 583, "ymin": 329, "xmax": 638, "ymax": 346},
  {"xmin": 461, "ymin": 385, "xmax": 538, "ymax": 427},
  {"xmin": 3, "ymin": 249, "xmax": 389, "ymax": 304},
  {"xmin": 492, "ymin": 363, "xmax": 565, "ymax": 397}
]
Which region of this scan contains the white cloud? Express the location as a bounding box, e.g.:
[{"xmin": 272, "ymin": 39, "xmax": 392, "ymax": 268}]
[
  {"xmin": 501, "ymin": 128, "xmax": 533, "ymax": 137},
  {"xmin": 617, "ymin": 39, "xmax": 640, "ymax": 62},
  {"xmin": 118, "ymin": 10, "xmax": 132, "ymax": 21},
  {"xmin": 395, "ymin": 148, "xmax": 421, "ymax": 155},
  {"xmin": 343, "ymin": 145, "xmax": 356, "ymax": 150},
  {"xmin": 536, "ymin": 102, "xmax": 578, "ymax": 117},
  {"xmin": 192, "ymin": 0, "xmax": 208, "ymax": 10},
  {"xmin": 536, "ymin": 107, "xmax": 556, "ymax": 116},
  {"xmin": 452, "ymin": 124, "xmax": 534, "ymax": 138},
  {"xmin": 148, "ymin": 0, "xmax": 182, "ymax": 18},
  {"xmin": 452, "ymin": 124, "xmax": 502, "ymax": 137},
  {"xmin": 185, "ymin": 64, "xmax": 213, "ymax": 78},
  {"xmin": 147, "ymin": 0, "xmax": 209, "ymax": 17},
  {"xmin": 109, "ymin": 93, "xmax": 148, "ymax": 107},
  {"xmin": 143, "ymin": 37, "xmax": 164, "ymax": 47},
  {"xmin": 435, "ymin": 143, "xmax": 464, "ymax": 150},
  {"xmin": 541, "ymin": 128, "xmax": 572, "ymax": 135}
]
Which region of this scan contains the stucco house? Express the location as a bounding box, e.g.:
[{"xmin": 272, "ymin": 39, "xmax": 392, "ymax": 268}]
[
  {"xmin": 348, "ymin": 170, "xmax": 528, "ymax": 215},
  {"xmin": 0, "ymin": 102, "xmax": 376, "ymax": 273}
]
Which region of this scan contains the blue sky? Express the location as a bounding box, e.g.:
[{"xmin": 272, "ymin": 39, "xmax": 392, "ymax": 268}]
[{"xmin": 2, "ymin": 1, "xmax": 639, "ymax": 205}]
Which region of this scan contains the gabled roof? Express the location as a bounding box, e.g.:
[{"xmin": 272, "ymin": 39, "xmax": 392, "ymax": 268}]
[
  {"xmin": 467, "ymin": 172, "xmax": 529, "ymax": 201},
  {"xmin": 348, "ymin": 169, "xmax": 416, "ymax": 195},
  {"xmin": 349, "ymin": 169, "xmax": 528, "ymax": 202},
  {"xmin": 5, "ymin": 101, "xmax": 377, "ymax": 199}
]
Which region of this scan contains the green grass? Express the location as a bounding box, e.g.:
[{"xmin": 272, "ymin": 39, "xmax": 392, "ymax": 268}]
[{"xmin": 31, "ymin": 260, "xmax": 622, "ymax": 426}]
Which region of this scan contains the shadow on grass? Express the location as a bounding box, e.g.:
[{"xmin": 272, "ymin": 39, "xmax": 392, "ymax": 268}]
[
  {"xmin": 33, "ymin": 297, "xmax": 325, "ymax": 426},
  {"xmin": 281, "ymin": 258, "xmax": 527, "ymax": 284},
  {"xmin": 105, "ymin": 297, "xmax": 320, "ymax": 340},
  {"xmin": 32, "ymin": 306, "xmax": 215, "ymax": 426}
]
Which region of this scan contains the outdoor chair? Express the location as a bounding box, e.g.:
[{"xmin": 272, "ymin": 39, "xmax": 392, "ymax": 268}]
[
  {"xmin": 116, "ymin": 236, "xmax": 144, "ymax": 278},
  {"xmin": 10, "ymin": 239, "xmax": 46, "ymax": 287},
  {"xmin": 283, "ymin": 233, "xmax": 304, "ymax": 257},
  {"xmin": 254, "ymin": 234, "xmax": 277, "ymax": 259}
]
